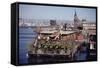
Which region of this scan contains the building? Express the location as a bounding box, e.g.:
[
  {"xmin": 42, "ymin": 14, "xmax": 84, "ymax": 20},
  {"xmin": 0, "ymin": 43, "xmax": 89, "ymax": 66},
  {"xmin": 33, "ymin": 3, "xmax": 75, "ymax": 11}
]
[
  {"xmin": 82, "ymin": 22, "xmax": 96, "ymax": 35},
  {"xmin": 74, "ymin": 11, "xmax": 82, "ymax": 29}
]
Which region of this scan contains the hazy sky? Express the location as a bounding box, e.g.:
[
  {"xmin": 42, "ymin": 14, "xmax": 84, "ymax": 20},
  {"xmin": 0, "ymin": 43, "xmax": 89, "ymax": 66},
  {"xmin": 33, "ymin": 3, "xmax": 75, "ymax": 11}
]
[{"xmin": 19, "ymin": 4, "xmax": 96, "ymax": 22}]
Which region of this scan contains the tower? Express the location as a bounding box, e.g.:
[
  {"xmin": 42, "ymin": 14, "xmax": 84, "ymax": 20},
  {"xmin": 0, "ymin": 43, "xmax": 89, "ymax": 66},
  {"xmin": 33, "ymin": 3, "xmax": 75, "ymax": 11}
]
[{"xmin": 74, "ymin": 11, "xmax": 80, "ymax": 29}]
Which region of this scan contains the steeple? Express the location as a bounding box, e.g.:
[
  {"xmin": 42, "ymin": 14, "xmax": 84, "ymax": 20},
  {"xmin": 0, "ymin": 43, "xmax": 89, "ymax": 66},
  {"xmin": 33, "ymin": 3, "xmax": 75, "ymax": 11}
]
[
  {"xmin": 74, "ymin": 10, "xmax": 79, "ymax": 21},
  {"xmin": 74, "ymin": 10, "xmax": 80, "ymax": 29},
  {"xmin": 74, "ymin": 10, "xmax": 83, "ymax": 30}
]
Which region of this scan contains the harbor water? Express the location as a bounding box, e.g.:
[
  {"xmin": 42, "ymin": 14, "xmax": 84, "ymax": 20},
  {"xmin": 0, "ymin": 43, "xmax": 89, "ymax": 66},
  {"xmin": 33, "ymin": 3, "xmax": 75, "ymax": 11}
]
[{"xmin": 19, "ymin": 27, "xmax": 38, "ymax": 64}]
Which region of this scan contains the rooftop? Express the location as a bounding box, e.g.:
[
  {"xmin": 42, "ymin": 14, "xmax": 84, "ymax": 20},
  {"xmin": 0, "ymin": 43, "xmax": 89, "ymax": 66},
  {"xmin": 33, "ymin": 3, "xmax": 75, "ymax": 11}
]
[{"xmin": 40, "ymin": 30, "xmax": 76, "ymax": 35}]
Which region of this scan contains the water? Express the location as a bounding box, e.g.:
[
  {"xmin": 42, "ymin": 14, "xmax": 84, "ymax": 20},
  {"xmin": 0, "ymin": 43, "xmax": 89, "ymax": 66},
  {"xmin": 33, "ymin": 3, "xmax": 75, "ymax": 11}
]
[
  {"xmin": 19, "ymin": 27, "xmax": 38, "ymax": 64},
  {"xmin": 74, "ymin": 47, "xmax": 88, "ymax": 61}
]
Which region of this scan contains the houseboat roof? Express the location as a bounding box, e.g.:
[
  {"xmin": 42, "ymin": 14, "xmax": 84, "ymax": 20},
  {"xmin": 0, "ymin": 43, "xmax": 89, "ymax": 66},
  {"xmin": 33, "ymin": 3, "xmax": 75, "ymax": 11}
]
[{"xmin": 40, "ymin": 30, "xmax": 76, "ymax": 35}]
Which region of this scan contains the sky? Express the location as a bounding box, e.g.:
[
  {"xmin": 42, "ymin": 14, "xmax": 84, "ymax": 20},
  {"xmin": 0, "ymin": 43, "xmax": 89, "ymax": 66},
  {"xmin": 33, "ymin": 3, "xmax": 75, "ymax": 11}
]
[{"xmin": 19, "ymin": 4, "xmax": 96, "ymax": 22}]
